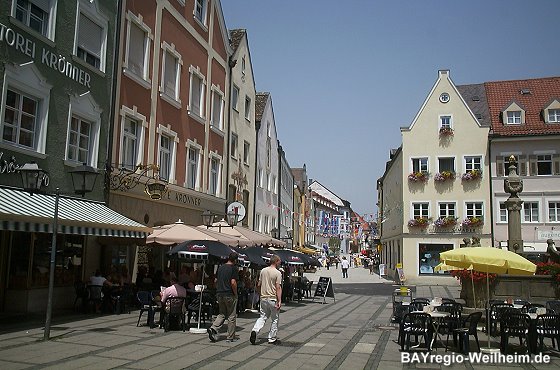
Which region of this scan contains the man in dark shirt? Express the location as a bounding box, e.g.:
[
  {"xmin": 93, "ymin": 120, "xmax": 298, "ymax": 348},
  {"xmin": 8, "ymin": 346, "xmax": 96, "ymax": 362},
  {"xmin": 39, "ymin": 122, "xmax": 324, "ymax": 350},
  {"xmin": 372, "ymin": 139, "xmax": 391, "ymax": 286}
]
[{"xmin": 208, "ymin": 252, "xmax": 239, "ymax": 342}]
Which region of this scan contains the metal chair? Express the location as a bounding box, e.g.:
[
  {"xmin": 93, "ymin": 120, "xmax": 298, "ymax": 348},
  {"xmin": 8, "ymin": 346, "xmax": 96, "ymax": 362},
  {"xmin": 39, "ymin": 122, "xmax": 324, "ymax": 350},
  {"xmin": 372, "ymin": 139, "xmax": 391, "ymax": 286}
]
[
  {"xmin": 400, "ymin": 313, "xmax": 433, "ymax": 352},
  {"xmin": 536, "ymin": 314, "xmax": 560, "ymax": 352},
  {"xmin": 162, "ymin": 297, "xmax": 186, "ymax": 332},
  {"xmin": 449, "ymin": 311, "xmax": 482, "ymax": 353},
  {"xmin": 500, "ymin": 311, "xmax": 531, "ymax": 354}
]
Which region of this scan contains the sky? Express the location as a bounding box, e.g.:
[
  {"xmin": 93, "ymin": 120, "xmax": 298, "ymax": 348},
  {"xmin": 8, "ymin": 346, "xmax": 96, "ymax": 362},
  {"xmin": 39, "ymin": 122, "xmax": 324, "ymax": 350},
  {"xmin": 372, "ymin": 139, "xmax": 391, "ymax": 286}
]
[{"xmin": 221, "ymin": 0, "xmax": 560, "ymax": 217}]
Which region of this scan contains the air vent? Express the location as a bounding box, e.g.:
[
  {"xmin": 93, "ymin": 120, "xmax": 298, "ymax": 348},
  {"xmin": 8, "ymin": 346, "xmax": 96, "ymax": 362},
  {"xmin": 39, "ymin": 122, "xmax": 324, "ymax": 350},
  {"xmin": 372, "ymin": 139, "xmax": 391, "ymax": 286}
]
[
  {"xmin": 520, "ymin": 89, "xmax": 531, "ymax": 95},
  {"xmin": 472, "ymin": 96, "xmax": 480, "ymax": 101}
]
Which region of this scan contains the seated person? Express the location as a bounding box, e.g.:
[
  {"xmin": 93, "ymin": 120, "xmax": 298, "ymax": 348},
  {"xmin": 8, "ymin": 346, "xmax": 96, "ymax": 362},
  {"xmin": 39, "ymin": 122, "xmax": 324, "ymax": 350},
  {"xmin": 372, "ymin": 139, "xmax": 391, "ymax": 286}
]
[
  {"xmin": 89, "ymin": 270, "xmax": 112, "ymax": 313},
  {"xmin": 160, "ymin": 276, "xmax": 187, "ymax": 327}
]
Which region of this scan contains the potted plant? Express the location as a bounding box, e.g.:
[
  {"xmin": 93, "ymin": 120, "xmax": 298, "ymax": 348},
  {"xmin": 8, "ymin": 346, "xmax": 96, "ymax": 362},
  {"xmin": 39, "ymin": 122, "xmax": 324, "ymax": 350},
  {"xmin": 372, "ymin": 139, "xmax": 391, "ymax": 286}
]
[
  {"xmin": 439, "ymin": 127, "xmax": 454, "ymax": 137},
  {"xmin": 408, "ymin": 172, "xmax": 428, "ymax": 182},
  {"xmin": 434, "ymin": 171, "xmax": 455, "ymax": 182},
  {"xmin": 434, "ymin": 216, "xmax": 457, "ymax": 228},
  {"xmin": 461, "ymin": 216, "xmax": 483, "ymax": 227},
  {"xmin": 461, "ymin": 169, "xmax": 482, "ymax": 181},
  {"xmin": 408, "ymin": 217, "xmax": 431, "ymax": 228}
]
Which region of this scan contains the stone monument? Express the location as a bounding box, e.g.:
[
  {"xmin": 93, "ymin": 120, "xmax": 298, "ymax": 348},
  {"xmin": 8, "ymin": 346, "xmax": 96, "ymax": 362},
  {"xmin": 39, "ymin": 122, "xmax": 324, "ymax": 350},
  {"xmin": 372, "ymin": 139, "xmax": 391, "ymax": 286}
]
[{"xmin": 504, "ymin": 155, "xmax": 524, "ymax": 253}]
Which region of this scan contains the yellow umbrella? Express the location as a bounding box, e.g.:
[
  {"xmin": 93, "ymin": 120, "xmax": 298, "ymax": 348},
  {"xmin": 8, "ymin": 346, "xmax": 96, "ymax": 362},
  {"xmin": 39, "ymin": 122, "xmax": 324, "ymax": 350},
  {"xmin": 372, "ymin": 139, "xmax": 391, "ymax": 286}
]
[{"xmin": 439, "ymin": 247, "xmax": 536, "ymax": 350}]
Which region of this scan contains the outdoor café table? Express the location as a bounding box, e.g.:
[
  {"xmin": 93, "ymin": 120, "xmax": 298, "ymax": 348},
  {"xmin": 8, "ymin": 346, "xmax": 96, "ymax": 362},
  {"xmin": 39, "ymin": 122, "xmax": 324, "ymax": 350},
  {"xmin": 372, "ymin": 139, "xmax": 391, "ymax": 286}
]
[{"xmin": 412, "ymin": 310, "xmax": 450, "ymax": 350}]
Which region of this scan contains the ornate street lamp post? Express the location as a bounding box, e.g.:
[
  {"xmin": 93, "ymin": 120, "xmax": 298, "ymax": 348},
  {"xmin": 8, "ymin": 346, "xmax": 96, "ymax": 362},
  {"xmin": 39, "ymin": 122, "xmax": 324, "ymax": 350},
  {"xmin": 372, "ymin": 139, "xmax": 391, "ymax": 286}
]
[{"xmin": 19, "ymin": 163, "xmax": 98, "ymax": 340}]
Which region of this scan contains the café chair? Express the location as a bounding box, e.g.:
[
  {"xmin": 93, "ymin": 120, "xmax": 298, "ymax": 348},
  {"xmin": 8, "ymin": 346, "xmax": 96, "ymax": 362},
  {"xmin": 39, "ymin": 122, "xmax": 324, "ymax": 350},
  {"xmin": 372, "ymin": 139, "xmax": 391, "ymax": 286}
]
[
  {"xmin": 441, "ymin": 298, "xmax": 456, "ymax": 304},
  {"xmin": 546, "ymin": 300, "xmax": 560, "ymax": 314},
  {"xmin": 521, "ymin": 303, "xmax": 545, "ymax": 314},
  {"xmin": 409, "ymin": 301, "xmax": 428, "ymax": 313},
  {"xmin": 514, "ymin": 299, "xmax": 530, "ymax": 307},
  {"xmin": 162, "ymin": 297, "xmax": 186, "ymax": 332},
  {"xmin": 412, "ymin": 298, "xmax": 431, "ymax": 304},
  {"xmin": 400, "ymin": 312, "xmax": 433, "ymax": 352},
  {"xmin": 489, "ymin": 303, "xmax": 514, "ymax": 336},
  {"xmin": 536, "ymin": 314, "xmax": 560, "ymax": 352},
  {"xmin": 136, "ymin": 291, "xmax": 160, "ymax": 328},
  {"xmin": 437, "ymin": 302, "xmax": 462, "ymax": 335},
  {"xmin": 449, "ymin": 311, "xmax": 482, "ymax": 353},
  {"xmin": 73, "ymin": 281, "xmax": 89, "ymax": 312},
  {"xmin": 87, "ymin": 285, "xmax": 103, "ymax": 314},
  {"xmin": 500, "ymin": 311, "xmax": 530, "ymax": 354}
]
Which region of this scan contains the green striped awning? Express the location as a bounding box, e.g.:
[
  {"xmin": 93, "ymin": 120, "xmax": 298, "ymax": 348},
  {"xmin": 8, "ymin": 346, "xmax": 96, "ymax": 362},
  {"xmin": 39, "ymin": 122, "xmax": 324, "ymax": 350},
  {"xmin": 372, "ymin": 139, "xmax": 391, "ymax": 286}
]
[{"xmin": 0, "ymin": 187, "xmax": 151, "ymax": 238}]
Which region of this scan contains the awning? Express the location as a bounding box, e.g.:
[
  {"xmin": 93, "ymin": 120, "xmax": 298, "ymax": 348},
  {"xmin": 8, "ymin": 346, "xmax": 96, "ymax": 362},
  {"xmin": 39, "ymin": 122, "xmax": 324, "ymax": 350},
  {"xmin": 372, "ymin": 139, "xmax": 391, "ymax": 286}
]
[{"xmin": 0, "ymin": 187, "xmax": 151, "ymax": 238}]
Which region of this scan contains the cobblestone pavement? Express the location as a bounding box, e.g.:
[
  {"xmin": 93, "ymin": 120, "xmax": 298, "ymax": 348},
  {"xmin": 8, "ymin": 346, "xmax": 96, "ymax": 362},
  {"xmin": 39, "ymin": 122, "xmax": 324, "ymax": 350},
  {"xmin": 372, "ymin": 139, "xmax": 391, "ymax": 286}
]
[{"xmin": 0, "ymin": 266, "xmax": 559, "ymax": 369}]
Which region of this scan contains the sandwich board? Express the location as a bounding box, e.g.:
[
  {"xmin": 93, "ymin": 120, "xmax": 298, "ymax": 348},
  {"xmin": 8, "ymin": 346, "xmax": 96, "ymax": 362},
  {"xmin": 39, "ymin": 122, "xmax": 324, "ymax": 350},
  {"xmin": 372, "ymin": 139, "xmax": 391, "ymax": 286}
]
[{"xmin": 312, "ymin": 276, "xmax": 335, "ymax": 304}]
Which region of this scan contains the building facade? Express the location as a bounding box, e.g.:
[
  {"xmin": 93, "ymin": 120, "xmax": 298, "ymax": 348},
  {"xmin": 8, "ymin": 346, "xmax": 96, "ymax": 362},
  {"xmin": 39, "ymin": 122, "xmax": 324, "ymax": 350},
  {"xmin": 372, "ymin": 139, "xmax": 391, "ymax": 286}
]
[
  {"xmin": 309, "ymin": 180, "xmax": 347, "ymax": 255},
  {"xmin": 292, "ymin": 164, "xmax": 314, "ymax": 247}
]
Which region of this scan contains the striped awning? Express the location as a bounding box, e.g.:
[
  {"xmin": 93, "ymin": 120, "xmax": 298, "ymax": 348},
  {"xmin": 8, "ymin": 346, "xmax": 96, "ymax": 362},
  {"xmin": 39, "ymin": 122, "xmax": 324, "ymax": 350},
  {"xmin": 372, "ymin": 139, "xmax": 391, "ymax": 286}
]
[{"xmin": 0, "ymin": 187, "xmax": 151, "ymax": 238}]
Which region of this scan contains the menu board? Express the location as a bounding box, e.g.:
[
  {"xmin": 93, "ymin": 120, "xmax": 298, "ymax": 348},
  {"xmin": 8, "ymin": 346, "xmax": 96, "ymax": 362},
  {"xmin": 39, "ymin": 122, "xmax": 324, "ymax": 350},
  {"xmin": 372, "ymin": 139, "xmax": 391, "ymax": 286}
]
[{"xmin": 313, "ymin": 276, "xmax": 335, "ymax": 303}]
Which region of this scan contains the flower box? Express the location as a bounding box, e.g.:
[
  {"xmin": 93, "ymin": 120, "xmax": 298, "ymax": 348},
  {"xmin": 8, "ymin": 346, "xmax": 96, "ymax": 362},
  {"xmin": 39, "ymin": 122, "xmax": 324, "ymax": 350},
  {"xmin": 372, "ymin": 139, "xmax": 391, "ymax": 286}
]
[
  {"xmin": 408, "ymin": 172, "xmax": 428, "ymax": 182},
  {"xmin": 439, "ymin": 127, "xmax": 454, "ymax": 137},
  {"xmin": 408, "ymin": 217, "xmax": 430, "ymax": 227},
  {"xmin": 461, "ymin": 169, "xmax": 482, "ymax": 181},
  {"xmin": 434, "ymin": 171, "xmax": 455, "ymax": 182},
  {"xmin": 434, "ymin": 217, "xmax": 457, "ymax": 228},
  {"xmin": 461, "ymin": 217, "xmax": 483, "ymax": 227}
]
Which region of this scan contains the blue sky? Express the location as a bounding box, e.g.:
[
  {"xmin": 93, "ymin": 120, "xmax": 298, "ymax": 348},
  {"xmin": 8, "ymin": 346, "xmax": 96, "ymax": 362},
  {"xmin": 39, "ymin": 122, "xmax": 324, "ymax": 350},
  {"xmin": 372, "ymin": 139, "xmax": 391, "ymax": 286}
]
[{"xmin": 221, "ymin": 0, "xmax": 560, "ymax": 217}]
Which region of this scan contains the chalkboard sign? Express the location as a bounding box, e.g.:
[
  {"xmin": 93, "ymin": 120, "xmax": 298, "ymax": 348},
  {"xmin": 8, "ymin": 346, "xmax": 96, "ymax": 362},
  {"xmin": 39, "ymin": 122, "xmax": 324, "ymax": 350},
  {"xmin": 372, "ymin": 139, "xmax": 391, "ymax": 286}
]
[{"xmin": 313, "ymin": 276, "xmax": 335, "ymax": 304}]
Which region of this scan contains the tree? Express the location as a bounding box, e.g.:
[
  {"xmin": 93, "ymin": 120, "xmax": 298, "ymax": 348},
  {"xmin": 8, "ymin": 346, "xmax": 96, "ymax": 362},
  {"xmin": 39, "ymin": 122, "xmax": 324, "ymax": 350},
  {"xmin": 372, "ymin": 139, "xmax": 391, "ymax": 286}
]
[{"xmin": 328, "ymin": 237, "xmax": 340, "ymax": 256}]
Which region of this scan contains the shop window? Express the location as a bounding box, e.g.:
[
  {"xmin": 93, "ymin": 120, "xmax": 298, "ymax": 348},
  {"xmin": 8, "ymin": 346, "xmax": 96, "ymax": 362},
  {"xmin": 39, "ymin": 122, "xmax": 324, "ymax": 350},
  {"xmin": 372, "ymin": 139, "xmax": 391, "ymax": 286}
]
[
  {"xmin": 8, "ymin": 232, "xmax": 31, "ymax": 289},
  {"xmin": 31, "ymin": 233, "xmax": 84, "ymax": 287},
  {"xmin": 419, "ymin": 243, "xmax": 453, "ymax": 275}
]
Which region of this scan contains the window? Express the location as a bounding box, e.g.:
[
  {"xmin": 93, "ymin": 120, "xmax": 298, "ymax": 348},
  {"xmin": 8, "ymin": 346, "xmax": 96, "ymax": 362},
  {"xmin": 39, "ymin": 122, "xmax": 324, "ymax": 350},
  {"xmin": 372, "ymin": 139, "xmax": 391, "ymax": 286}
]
[
  {"xmin": 186, "ymin": 147, "xmax": 199, "ymax": 190},
  {"xmin": 266, "ymin": 138, "xmax": 271, "ymax": 169},
  {"xmin": 465, "ymin": 156, "xmax": 482, "ymax": 172},
  {"xmin": 412, "ymin": 203, "xmax": 429, "ymax": 219},
  {"xmin": 499, "ymin": 202, "xmax": 508, "ymax": 223},
  {"xmin": 194, "ymin": 0, "xmax": 206, "ymax": 24},
  {"xmin": 523, "ymin": 202, "xmax": 539, "ymax": 223},
  {"xmin": 465, "ymin": 202, "xmax": 483, "ymax": 218},
  {"xmin": 245, "ymin": 96, "xmax": 251, "ymax": 120},
  {"xmin": 159, "ymin": 135, "xmax": 171, "ymax": 181},
  {"xmin": 243, "ymin": 141, "xmax": 250, "ymax": 165},
  {"xmin": 272, "ymin": 175, "xmax": 277, "ymax": 194},
  {"xmin": 266, "ymin": 172, "xmax": 270, "ymax": 191},
  {"xmin": 211, "ymin": 89, "xmax": 223, "ymax": 130},
  {"xmin": 162, "ymin": 50, "xmax": 179, "ymax": 101},
  {"xmin": 241, "ymin": 56, "xmax": 246, "ymax": 75},
  {"xmin": 548, "ymin": 109, "xmax": 560, "ymax": 123},
  {"xmin": 440, "ymin": 115, "xmax": 451, "ymax": 129},
  {"xmin": 549, "ymin": 202, "xmax": 560, "ymax": 222},
  {"xmin": 3, "ymin": 89, "xmax": 38, "ymax": 149},
  {"xmin": 209, "ymin": 157, "xmax": 220, "ymax": 196},
  {"xmin": 419, "ymin": 244, "xmax": 453, "ymax": 275},
  {"xmin": 125, "ymin": 16, "xmax": 150, "ymax": 82},
  {"xmin": 232, "ymin": 85, "xmax": 239, "ymax": 111},
  {"xmin": 257, "ymin": 168, "xmax": 263, "ymax": 188},
  {"xmin": 189, "ymin": 68, "xmax": 205, "ymax": 118},
  {"xmin": 506, "ymin": 111, "xmax": 522, "ymax": 124},
  {"xmin": 264, "ymin": 215, "xmax": 269, "ymax": 234},
  {"xmin": 15, "ymin": 0, "xmax": 49, "ymax": 36},
  {"xmin": 255, "ymin": 213, "xmax": 261, "ymax": 232},
  {"xmin": 438, "ymin": 203, "xmax": 455, "ymax": 218},
  {"xmin": 438, "ymin": 157, "xmax": 455, "ymax": 173},
  {"xmin": 121, "ymin": 117, "xmax": 138, "ymax": 170},
  {"xmin": 230, "ymin": 133, "xmax": 238, "ymax": 158},
  {"xmin": 67, "ymin": 116, "xmax": 92, "ymax": 163},
  {"xmin": 76, "ymin": 13, "xmax": 104, "ymax": 70},
  {"xmin": 412, "ymin": 158, "xmax": 428, "ymax": 173},
  {"xmin": 537, "ymin": 155, "xmax": 552, "ymax": 175}
]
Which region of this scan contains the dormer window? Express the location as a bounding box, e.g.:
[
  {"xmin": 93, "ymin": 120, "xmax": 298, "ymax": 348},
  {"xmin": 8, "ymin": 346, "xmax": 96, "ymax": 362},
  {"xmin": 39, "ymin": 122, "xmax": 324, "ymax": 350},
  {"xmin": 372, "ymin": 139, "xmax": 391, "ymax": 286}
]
[
  {"xmin": 544, "ymin": 99, "xmax": 560, "ymax": 123},
  {"xmin": 506, "ymin": 111, "xmax": 522, "ymax": 124}
]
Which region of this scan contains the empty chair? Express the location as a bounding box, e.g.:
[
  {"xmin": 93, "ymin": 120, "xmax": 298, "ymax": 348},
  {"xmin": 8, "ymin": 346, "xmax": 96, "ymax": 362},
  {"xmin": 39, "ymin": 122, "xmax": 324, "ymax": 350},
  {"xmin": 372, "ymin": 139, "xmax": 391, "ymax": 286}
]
[
  {"xmin": 489, "ymin": 303, "xmax": 514, "ymax": 336},
  {"xmin": 162, "ymin": 297, "xmax": 186, "ymax": 332},
  {"xmin": 546, "ymin": 300, "xmax": 560, "ymax": 314},
  {"xmin": 136, "ymin": 291, "xmax": 159, "ymax": 328},
  {"xmin": 500, "ymin": 311, "xmax": 531, "ymax": 354},
  {"xmin": 450, "ymin": 311, "xmax": 482, "ymax": 353},
  {"xmin": 400, "ymin": 313, "xmax": 433, "ymax": 352},
  {"xmin": 536, "ymin": 314, "xmax": 560, "ymax": 352}
]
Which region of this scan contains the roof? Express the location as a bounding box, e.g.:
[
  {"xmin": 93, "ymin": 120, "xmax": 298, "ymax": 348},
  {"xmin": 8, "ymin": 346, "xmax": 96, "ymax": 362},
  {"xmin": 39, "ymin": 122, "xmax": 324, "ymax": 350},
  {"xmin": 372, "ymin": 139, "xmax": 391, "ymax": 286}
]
[
  {"xmin": 229, "ymin": 29, "xmax": 245, "ymax": 52},
  {"xmin": 484, "ymin": 76, "xmax": 560, "ymax": 136},
  {"xmin": 456, "ymin": 83, "xmax": 491, "ymax": 127},
  {"xmin": 255, "ymin": 92, "xmax": 270, "ymax": 122},
  {"xmin": 309, "ymin": 181, "xmax": 345, "ymax": 207}
]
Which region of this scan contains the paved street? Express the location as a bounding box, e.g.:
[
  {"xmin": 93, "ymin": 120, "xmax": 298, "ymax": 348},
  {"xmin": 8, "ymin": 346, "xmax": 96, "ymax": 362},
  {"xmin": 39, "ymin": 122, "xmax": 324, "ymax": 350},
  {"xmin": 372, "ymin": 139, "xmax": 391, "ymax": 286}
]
[{"xmin": 0, "ymin": 266, "xmax": 559, "ymax": 369}]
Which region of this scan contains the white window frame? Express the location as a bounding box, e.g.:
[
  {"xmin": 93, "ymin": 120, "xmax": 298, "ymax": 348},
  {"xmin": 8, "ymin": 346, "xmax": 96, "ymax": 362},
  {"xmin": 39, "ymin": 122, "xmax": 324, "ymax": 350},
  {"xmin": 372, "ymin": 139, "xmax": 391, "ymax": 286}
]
[
  {"xmin": 498, "ymin": 202, "xmax": 508, "ymax": 223},
  {"xmin": 437, "ymin": 156, "xmax": 455, "ymax": 173},
  {"xmin": 272, "ymin": 175, "xmax": 277, "ymax": 194},
  {"xmin": 536, "ymin": 154, "xmax": 553, "ymax": 176},
  {"xmin": 439, "ymin": 114, "xmax": 452, "ymax": 129},
  {"xmin": 464, "ymin": 155, "xmax": 482, "ymax": 173},
  {"xmin": 255, "ymin": 213, "xmax": 262, "ymax": 233},
  {"xmin": 411, "ymin": 157, "xmax": 429, "ymax": 173},
  {"xmin": 411, "ymin": 202, "xmax": 429, "ymax": 219},
  {"xmin": 0, "ymin": 63, "xmax": 51, "ymax": 156},
  {"xmin": 230, "ymin": 133, "xmax": 238, "ymax": 159},
  {"xmin": 243, "ymin": 140, "xmax": 250, "ymax": 165},
  {"xmin": 156, "ymin": 124, "xmax": 178, "ymax": 183},
  {"xmin": 548, "ymin": 109, "xmax": 560, "ymax": 123},
  {"xmin": 549, "ymin": 201, "xmax": 560, "ymax": 223},
  {"xmin": 194, "ymin": 0, "xmax": 207, "ymax": 27},
  {"xmin": 522, "ymin": 201, "xmax": 540, "ymax": 223},
  {"xmin": 208, "ymin": 152, "xmax": 222, "ymax": 196},
  {"xmin": 506, "ymin": 110, "xmax": 522, "ymax": 124},
  {"xmin": 232, "ymin": 85, "xmax": 239, "ymax": 112},
  {"xmin": 65, "ymin": 92, "xmax": 101, "ymax": 166},
  {"xmin": 159, "ymin": 42, "xmax": 182, "ymax": 108},
  {"xmin": 438, "ymin": 202, "xmax": 456, "ymax": 219},
  {"xmin": 119, "ymin": 105, "xmax": 147, "ymax": 170},
  {"xmin": 245, "ymin": 96, "xmax": 251, "ymax": 120},
  {"xmin": 257, "ymin": 167, "xmax": 263, "ymax": 188},
  {"xmin": 264, "ymin": 215, "xmax": 270, "ymax": 234},
  {"xmin": 74, "ymin": 0, "xmax": 108, "ymax": 72},
  {"xmin": 465, "ymin": 202, "xmax": 484, "ymax": 219},
  {"xmin": 266, "ymin": 172, "xmax": 270, "ymax": 191},
  {"xmin": 188, "ymin": 65, "xmax": 206, "ymax": 122},
  {"xmin": 123, "ymin": 11, "xmax": 152, "ymax": 88},
  {"xmin": 185, "ymin": 139, "xmax": 202, "ymax": 190},
  {"xmin": 210, "ymin": 85, "xmax": 224, "ymax": 131},
  {"xmin": 12, "ymin": 0, "xmax": 57, "ymax": 41}
]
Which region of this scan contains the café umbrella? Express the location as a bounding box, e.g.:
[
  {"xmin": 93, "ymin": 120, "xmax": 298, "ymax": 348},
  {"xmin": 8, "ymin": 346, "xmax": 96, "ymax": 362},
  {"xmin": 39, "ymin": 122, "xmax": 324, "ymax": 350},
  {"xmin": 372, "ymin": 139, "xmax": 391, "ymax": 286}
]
[{"xmin": 439, "ymin": 247, "xmax": 536, "ymax": 350}]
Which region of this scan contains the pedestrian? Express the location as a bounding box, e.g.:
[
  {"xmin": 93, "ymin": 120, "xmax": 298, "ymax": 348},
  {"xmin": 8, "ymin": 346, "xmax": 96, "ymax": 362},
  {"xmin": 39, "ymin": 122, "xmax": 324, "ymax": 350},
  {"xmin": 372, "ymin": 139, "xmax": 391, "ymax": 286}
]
[
  {"xmin": 369, "ymin": 259, "xmax": 375, "ymax": 275},
  {"xmin": 341, "ymin": 256, "xmax": 350, "ymax": 278},
  {"xmin": 335, "ymin": 257, "xmax": 339, "ymax": 269},
  {"xmin": 250, "ymin": 254, "xmax": 282, "ymax": 345},
  {"xmin": 208, "ymin": 252, "xmax": 239, "ymax": 343}
]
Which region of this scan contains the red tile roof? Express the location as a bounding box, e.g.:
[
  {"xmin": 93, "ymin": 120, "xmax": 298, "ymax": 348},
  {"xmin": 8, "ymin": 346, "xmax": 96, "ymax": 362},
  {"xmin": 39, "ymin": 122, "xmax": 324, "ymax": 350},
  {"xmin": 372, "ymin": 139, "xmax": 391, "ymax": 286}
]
[{"xmin": 485, "ymin": 76, "xmax": 560, "ymax": 136}]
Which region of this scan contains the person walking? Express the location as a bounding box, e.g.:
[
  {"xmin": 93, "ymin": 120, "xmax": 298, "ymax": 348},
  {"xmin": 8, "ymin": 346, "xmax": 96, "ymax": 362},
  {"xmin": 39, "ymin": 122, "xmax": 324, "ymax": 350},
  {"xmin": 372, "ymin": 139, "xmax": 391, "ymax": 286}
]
[
  {"xmin": 335, "ymin": 257, "xmax": 339, "ymax": 269},
  {"xmin": 208, "ymin": 252, "xmax": 239, "ymax": 343},
  {"xmin": 341, "ymin": 256, "xmax": 350, "ymax": 278},
  {"xmin": 250, "ymin": 255, "xmax": 282, "ymax": 345}
]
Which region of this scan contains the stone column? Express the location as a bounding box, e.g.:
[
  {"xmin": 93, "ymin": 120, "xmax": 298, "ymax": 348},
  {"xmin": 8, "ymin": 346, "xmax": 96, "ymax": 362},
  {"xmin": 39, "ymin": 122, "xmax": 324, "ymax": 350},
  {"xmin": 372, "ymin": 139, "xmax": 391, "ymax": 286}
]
[{"xmin": 503, "ymin": 155, "xmax": 524, "ymax": 253}]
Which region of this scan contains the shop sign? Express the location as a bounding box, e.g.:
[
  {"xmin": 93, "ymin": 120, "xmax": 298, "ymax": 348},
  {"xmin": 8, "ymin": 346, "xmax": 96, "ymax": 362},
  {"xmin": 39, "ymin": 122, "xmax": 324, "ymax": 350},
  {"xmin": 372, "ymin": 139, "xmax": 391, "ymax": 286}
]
[
  {"xmin": 0, "ymin": 22, "xmax": 92, "ymax": 88},
  {"xmin": 538, "ymin": 230, "xmax": 560, "ymax": 240},
  {"xmin": 0, "ymin": 151, "xmax": 49, "ymax": 186}
]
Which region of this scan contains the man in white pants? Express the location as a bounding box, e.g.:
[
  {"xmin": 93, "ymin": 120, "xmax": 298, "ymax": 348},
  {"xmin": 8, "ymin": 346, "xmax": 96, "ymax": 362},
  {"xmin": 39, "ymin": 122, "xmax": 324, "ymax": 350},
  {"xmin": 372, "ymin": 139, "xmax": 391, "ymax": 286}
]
[{"xmin": 250, "ymin": 255, "xmax": 282, "ymax": 345}]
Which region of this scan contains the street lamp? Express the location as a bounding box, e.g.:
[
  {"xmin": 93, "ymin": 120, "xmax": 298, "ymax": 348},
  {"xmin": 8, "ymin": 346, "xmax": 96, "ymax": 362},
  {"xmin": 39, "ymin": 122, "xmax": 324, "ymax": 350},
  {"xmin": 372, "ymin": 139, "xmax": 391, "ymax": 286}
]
[
  {"xmin": 202, "ymin": 210, "xmax": 215, "ymax": 228},
  {"xmin": 19, "ymin": 162, "xmax": 98, "ymax": 341},
  {"xmin": 226, "ymin": 210, "xmax": 239, "ymax": 227},
  {"xmin": 202, "ymin": 210, "xmax": 240, "ymax": 232}
]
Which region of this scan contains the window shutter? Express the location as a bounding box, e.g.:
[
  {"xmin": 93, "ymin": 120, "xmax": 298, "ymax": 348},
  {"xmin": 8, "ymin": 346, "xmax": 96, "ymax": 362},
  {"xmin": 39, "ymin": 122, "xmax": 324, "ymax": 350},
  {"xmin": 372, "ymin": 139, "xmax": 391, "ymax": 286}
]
[
  {"xmin": 496, "ymin": 156, "xmax": 504, "ymax": 177},
  {"xmin": 553, "ymin": 154, "xmax": 560, "ymax": 175},
  {"xmin": 519, "ymin": 155, "xmax": 528, "ymax": 176},
  {"xmin": 78, "ymin": 14, "xmax": 102, "ymax": 56},
  {"xmin": 164, "ymin": 52, "xmax": 176, "ymax": 97},
  {"xmin": 529, "ymin": 155, "xmax": 537, "ymax": 176},
  {"xmin": 128, "ymin": 23, "xmax": 145, "ymax": 75}
]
